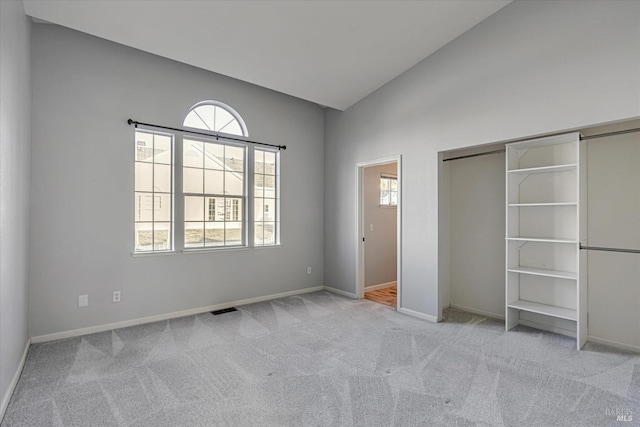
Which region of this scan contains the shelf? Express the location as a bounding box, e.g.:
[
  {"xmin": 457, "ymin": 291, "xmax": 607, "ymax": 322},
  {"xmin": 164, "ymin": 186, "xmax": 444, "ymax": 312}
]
[
  {"xmin": 506, "ymin": 237, "xmax": 578, "ymax": 244},
  {"xmin": 508, "ymin": 202, "xmax": 577, "ymax": 207},
  {"xmin": 508, "ymin": 300, "xmax": 577, "ymax": 321},
  {"xmin": 507, "ymin": 266, "xmax": 577, "ymax": 280},
  {"xmin": 507, "ymin": 164, "xmax": 576, "ymax": 175}
]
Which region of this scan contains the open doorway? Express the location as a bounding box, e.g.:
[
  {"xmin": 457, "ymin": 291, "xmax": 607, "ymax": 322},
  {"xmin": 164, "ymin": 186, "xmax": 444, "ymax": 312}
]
[{"xmin": 356, "ymin": 156, "xmax": 401, "ymax": 310}]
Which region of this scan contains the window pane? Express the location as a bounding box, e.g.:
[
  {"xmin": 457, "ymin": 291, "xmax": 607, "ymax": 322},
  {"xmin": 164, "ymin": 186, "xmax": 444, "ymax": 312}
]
[
  {"xmin": 214, "ymin": 106, "xmax": 235, "ymax": 132},
  {"xmin": 221, "ymin": 120, "xmax": 242, "ymax": 136},
  {"xmin": 134, "ymin": 192, "xmax": 153, "ymax": 222},
  {"xmin": 155, "ymin": 194, "xmax": 172, "ymax": 222},
  {"xmin": 381, "ymin": 191, "xmax": 389, "ymax": 205},
  {"xmin": 264, "ymin": 175, "xmax": 275, "ymax": 196},
  {"xmin": 262, "ymin": 222, "xmax": 276, "ymax": 245},
  {"xmin": 225, "ymin": 222, "xmax": 243, "ymax": 245},
  {"xmin": 204, "ymin": 222, "xmax": 225, "ymax": 246},
  {"xmin": 255, "ymin": 198, "xmax": 264, "ymax": 221},
  {"xmin": 135, "ymin": 162, "xmax": 153, "ymax": 192},
  {"xmin": 195, "ymin": 105, "xmax": 215, "ymax": 130},
  {"xmin": 390, "ymin": 179, "xmax": 398, "ymax": 192},
  {"xmin": 153, "ymin": 135, "xmax": 172, "ymax": 164},
  {"xmin": 183, "ymin": 167, "xmax": 203, "ymax": 194},
  {"xmin": 264, "ymin": 152, "xmax": 276, "ymax": 175},
  {"xmin": 185, "ymin": 196, "xmax": 204, "ymax": 222},
  {"xmin": 204, "ymin": 142, "xmax": 224, "ymax": 170},
  {"xmin": 202, "ymin": 169, "xmax": 223, "ymax": 195},
  {"xmin": 134, "ymin": 223, "xmax": 153, "ymax": 251},
  {"xmin": 255, "ymin": 223, "xmax": 264, "ymax": 245},
  {"xmin": 185, "ymin": 222, "xmax": 204, "ymax": 248},
  {"xmin": 225, "ymin": 171, "xmax": 243, "ymax": 196},
  {"xmin": 225, "ymin": 146, "xmax": 244, "ymax": 171},
  {"xmin": 135, "ymin": 132, "xmax": 154, "ymax": 162},
  {"xmin": 255, "ymin": 150, "xmax": 264, "ymax": 174},
  {"xmin": 380, "ymin": 178, "xmax": 389, "ymax": 191},
  {"xmin": 183, "ymin": 140, "xmax": 204, "ymax": 168},
  {"xmin": 154, "ymin": 164, "xmax": 172, "ymax": 193},
  {"xmin": 255, "ymin": 174, "xmax": 264, "ymax": 198},
  {"xmin": 390, "ymin": 191, "xmax": 398, "ymax": 206},
  {"xmin": 153, "ymin": 223, "xmax": 171, "ymax": 251},
  {"xmin": 263, "ymin": 199, "xmax": 275, "ymax": 221},
  {"xmin": 184, "ymin": 111, "xmax": 209, "ymax": 131}
]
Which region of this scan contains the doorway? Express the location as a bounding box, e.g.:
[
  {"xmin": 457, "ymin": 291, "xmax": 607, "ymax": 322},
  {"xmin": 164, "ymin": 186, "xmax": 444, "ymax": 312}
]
[{"xmin": 356, "ymin": 156, "xmax": 402, "ymax": 310}]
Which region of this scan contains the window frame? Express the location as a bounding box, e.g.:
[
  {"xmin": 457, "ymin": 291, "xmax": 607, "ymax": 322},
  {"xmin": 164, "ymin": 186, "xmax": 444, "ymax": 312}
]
[
  {"xmin": 132, "ymin": 132, "xmax": 281, "ymax": 255},
  {"xmin": 133, "ymin": 129, "xmax": 175, "ymax": 254}
]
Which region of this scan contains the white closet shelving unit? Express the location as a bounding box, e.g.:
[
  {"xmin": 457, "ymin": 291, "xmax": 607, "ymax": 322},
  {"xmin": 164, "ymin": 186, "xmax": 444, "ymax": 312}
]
[{"xmin": 505, "ymin": 132, "xmax": 587, "ymax": 349}]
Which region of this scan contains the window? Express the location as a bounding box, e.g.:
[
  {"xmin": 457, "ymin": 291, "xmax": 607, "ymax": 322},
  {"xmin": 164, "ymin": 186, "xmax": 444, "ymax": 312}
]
[
  {"xmin": 254, "ymin": 149, "xmax": 280, "ymax": 246},
  {"xmin": 380, "ymin": 174, "xmax": 398, "ymax": 207},
  {"xmin": 133, "ymin": 101, "xmax": 280, "ymax": 253},
  {"xmin": 183, "ymin": 139, "xmax": 245, "ymax": 248},
  {"xmin": 183, "ymin": 101, "xmax": 247, "ymax": 136},
  {"xmin": 134, "ymin": 130, "xmax": 174, "ymax": 252}
]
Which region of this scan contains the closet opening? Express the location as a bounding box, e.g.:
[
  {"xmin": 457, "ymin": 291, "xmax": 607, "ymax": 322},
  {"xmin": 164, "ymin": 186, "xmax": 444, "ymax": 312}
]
[{"xmin": 356, "ymin": 157, "xmax": 402, "ymax": 310}]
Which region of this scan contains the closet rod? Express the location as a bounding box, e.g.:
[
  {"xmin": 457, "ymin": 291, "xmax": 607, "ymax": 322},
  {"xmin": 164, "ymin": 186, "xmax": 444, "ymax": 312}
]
[
  {"xmin": 580, "ymin": 245, "xmax": 640, "ymax": 254},
  {"xmin": 442, "ymin": 127, "xmax": 640, "ymax": 163},
  {"xmin": 580, "ymin": 127, "xmax": 640, "ymax": 141},
  {"xmin": 127, "ymin": 119, "xmax": 286, "ymax": 150},
  {"xmin": 442, "ymin": 149, "xmax": 505, "ymax": 162}
]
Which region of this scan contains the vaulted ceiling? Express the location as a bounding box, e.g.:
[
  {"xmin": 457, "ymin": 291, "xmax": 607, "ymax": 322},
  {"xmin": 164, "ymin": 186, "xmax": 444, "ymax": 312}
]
[{"xmin": 23, "ymin": 1, "xmax": 511, "ymax": 110}]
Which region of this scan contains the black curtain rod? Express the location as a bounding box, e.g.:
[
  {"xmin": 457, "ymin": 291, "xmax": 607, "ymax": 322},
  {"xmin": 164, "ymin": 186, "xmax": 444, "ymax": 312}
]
[
  {"xmin": 443, "ymin": 127, "xmax": 640, "ymax": 163},
  {"xmin": 127, "ymin": 119, "xmax": 286, "ymax": 151}
]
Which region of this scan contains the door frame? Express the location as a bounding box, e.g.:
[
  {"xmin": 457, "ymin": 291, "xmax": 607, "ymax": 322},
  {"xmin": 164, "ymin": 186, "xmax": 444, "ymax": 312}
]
[{"xmin": 355, "ymin": 155, "xmax": 402, "ymax": 310}]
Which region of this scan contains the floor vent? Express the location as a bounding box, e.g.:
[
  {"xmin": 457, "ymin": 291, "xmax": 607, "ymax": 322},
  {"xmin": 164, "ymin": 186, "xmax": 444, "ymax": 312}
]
[{"xmin": 211, "ymin": 307, "xmax": 238, "ymax": 315}]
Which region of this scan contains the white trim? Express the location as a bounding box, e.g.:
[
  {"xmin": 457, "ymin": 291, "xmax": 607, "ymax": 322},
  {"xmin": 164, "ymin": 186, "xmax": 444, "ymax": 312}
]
[
  {"xmin": 449, "ymin": 304, "xmax": 505, "ymax": 320},
  {"xmin": 587, "ymin": 335, "xmax": 640, "ymax": 354},
  {"xmin": 0, "ymin": 338, "xmax": 30, "ymax": 422},
  {"xmin": 323, "ymin": 286, "xmax": 357, "ymax": 299},
  {"xmin": 355, "ymin": 155, "xmax": 402, "ymax": 311},
  {"xmin": 398, "ymin": 307, "xmax": 438, "ymax": 323},
  {"xmin": 30, "ymin": 287, "xmax": 324, "ymax": 344},
  {"xmin": 364, "ymin": 281, "xmax": 397, "ymax": 292}
]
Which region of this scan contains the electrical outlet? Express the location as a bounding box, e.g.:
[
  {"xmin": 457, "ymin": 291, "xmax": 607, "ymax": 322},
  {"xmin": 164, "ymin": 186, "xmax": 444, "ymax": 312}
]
[
  {"xmin": 113, "ymin": 291, "xmax": 121, "ymax": 303},
  {"xmin": 370, "ymin": 224, "xmax": 374, "ymax": 232},
  {"xmin": 307, "ymin": 267, "xmax": 312, "ymax": 275},
  {"xmin": 78, "ymin": 295, "xmax": 88, "ymax": 307}
]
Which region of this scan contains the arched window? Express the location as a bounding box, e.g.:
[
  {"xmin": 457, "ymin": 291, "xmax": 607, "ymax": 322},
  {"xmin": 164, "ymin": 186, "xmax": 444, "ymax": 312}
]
[{"xmin": 183, "ymin": 101, "xmax": 248, "ymax": 137}]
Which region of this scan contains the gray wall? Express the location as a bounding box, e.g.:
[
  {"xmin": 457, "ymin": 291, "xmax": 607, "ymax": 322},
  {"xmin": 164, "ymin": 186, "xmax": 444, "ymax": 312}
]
[
  {"xmin": 364, "ymin": 163, "xmax": 397, "ymax": 287},
  {"xmin": 324, "ymin": 1, "xmax": 640, "ymax": 319},
  {"xmin": 30, "ymin": 24, "xmax": 325, "ymax": 337},
  {"xmin": 0, "ymin": 0, "xmax": 31, "ymax": 413}
]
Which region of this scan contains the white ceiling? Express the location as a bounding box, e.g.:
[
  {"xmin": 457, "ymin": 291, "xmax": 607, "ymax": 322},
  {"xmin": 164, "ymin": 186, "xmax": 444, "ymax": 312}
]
[{"xmin": 23, "ymin": 0, "xmax": 511, "ymax": 110}]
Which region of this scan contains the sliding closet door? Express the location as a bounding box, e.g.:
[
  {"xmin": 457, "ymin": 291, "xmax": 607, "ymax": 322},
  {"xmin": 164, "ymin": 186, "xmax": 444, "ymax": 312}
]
[{"xmin": 587, "ymin": 131, "xmax": 640, "ymax": 348}]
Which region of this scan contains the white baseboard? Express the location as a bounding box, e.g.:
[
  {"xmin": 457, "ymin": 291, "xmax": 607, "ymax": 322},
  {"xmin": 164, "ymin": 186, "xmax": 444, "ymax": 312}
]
[
  {"xmin": 449, "ymin": 303, "xmax": 505, "ymax": 320},
  {"xmin": 323, "ymin": 286, "xmax": 357, "ymax": 299},
  {"xmin": 398, "ymin": 307, "xmax": 438, "ymax": 323},
  {"xmin": 587, "ymin": 335, "xmax": 640, "ymax": 354},
  {"xmin": 31, "ymin": 286, "xmax": 325, "ymax": 344},
  {"xmin": 364, "ymin": 281, "xmax": 397, "ymax": 292},
  {"xmin": 0, "ymin": 338, "xmax": 30, "ymax": 423}
]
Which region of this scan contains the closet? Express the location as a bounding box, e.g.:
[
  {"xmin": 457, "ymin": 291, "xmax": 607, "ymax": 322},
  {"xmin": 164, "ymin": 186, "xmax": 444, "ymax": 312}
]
[{"xmin": 505, "ymin": 133, "xmax": 586, "ymax": 349}]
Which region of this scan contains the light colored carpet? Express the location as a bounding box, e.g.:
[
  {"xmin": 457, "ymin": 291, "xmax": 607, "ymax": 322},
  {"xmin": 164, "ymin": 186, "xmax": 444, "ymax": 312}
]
[{"xmin": 2, "ymin": 291, "xmax": 639, "ymax": 426}]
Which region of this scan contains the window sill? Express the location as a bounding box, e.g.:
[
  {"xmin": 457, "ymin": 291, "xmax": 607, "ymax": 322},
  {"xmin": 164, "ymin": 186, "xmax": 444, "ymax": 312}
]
[
  {"xmin": 182, "ymin": 246, "xmax": 250, "ymax": 254},
  {"xmin": 131, "ymin": 250, "xmax": 177, "ymax": 258}
]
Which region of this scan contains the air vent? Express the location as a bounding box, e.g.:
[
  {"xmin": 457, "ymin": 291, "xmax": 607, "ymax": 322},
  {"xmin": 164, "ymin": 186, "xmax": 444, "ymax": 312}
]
[{"xmin": 211, "ymin": 307, "xmax": 238, "ymax": 315}]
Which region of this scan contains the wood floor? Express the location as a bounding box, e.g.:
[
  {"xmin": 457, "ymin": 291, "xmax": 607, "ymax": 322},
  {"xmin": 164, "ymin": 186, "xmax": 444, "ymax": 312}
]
[{"xmin": 364, "ymin": 285, "xmax": 397, "ymax": 308}]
